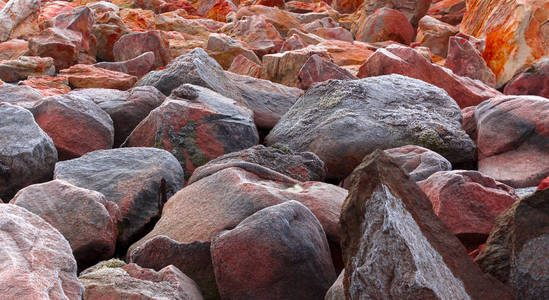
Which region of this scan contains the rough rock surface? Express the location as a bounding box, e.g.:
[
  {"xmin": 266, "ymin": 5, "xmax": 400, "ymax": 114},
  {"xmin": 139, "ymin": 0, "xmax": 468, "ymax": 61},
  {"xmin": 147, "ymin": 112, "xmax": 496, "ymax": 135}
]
[
  {"xmin": 445, "ymin": 36, "xmax": 496, "ymax": 87},
  {"xmin": 113, "ymin": 30, "xmax": 171, "ymax": 69},
  {"xmin": 211, "ymin": 201, "xmax": 337, "ymax": 300},
  {"xmin": 0, "ymin": 0, "xmax": 40, "ymax": 42},
  {"xmin": 324, "ymin": 271, "xmax": 344, "ymax": 300},
  {"xmin": 0, "ymin": 83, "xmax": 43, "ymax": 108},
  {"xmin": 59, "ymin": 64, "xmax": 138, "ymax": 90},
  {"xmin": 504, "ymin": 57, "xmax": 549, "ymax": 98},
  {"xmin": 265, "ymin": 74, "xmax": 475, "ymax": 179},
  {"xmin": 354, "ymin": 0, "xmax": 431, "ymax": 28},
  {"xmin": 354, "ymin": 7, "xmax": 415, "ymax": 45},
  {"xmin": 0, "ymin": 103, "xmax": 57, "ymax": 200},
  {"xmin": 0, "ymin": 56, "xmax": 55, "ymax": 82},
  {"xmin": 339, "ymin": 150, "xmax": 515, "ymax": 299},
  {"xmin": 297, "ymin": 54, "xmax": 357, "ymax": 90},
  {"xmin": 0, "ymin": 204, "xmax": 84, "ymax": 299},
  {"xmin": 415, "ymin": 15, "xmax": 458, "ymax": 57},
  {"xmin": 95, "ymin": 51, "xmax": 155, "ymax": 78},
  {"xmin": 385, "ymin": 145, "xmax": 452, "ymax": 181},
  {"xmin": 10, "ymin": 179, "xmax": 120, "ymax": 269},
  {"xmin": 54, "ymin": 147, "xmax": 184, "ymax": 247}
]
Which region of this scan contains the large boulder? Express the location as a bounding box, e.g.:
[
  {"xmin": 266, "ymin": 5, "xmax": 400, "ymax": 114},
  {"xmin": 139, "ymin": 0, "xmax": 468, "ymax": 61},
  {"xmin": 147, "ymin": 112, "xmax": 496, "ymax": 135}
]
[
  {"xmin": 211, "ymin": 201, "xmax": 337, "ymax": 300},
  {"xmin": 418, "ymin": 170, "xmax": 519, "ymax": 250},
  {"xmin": 504, "ymin": 57, "xmax": 549, "ymax": 98},
  {"xmin": 474, "ymin": 95, "xmax": 549, "ymax": 188},
  {"xmin": 54, "ymin": 147, "xmax": 184, "ymax": 248},
  {"xmin": 123, "ymin": 84, "xmax": 259, "ymax": 179},
  {"xmin": 353, "ymin": 7, "xmax": 415, "ymax": 45},
  {"xmin": 475, "ymin": 188, "xmax": 549, "ymax": 298},
  {"xmin": 0, "ymin": 204, "xmax": 83, "ymax": 299},
  {"xmin": 0, "ymin": 103, "xmax": 57, "ymax": 200},
  {"xmin": 79, "ymin": 260, "xmax": 203, "ymax": 300},
  {"xmin": 460, "ymin": 0, "xmax": 549, "ymax": 88},
  {"xmin": 339, "ymin": 150, "xmax": 515, "ymax": 299},
  {"xmin": 358, "ymin": 44, "xmax": 501, "ymax": 108},
  {"xmin": 265, "ymin": 74, "xmax": 475, "ymax": 180},
  {"xmin": 113, "ymin": 30, "xmax": 171, "ymax": 69},
  {"xmin": 32, "ymin": 94, "xmax": 115, "ymax": 160},
  {"xmin": 10, "ymin": 180, "xmax": 120, "ymax": 269}
]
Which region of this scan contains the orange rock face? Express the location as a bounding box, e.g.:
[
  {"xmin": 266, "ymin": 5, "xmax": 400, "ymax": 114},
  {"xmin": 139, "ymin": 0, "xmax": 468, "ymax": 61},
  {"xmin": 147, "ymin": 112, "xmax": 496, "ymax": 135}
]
[
  {"xmin": 461, "ymin": 0, "xmax": 549, "ymax": 88},
  {"xmin": 19, "ymin": 76, "xmax": 71, "ymax": 97}
]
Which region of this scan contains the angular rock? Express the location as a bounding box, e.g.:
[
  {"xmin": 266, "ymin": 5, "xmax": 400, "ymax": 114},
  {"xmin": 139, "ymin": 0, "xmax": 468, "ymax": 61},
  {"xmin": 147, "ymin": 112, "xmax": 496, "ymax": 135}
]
[
  {"xmin": 120, "ymin": 8, "xmax": 156, "ymax": 32},
  {"xmin": 428, "ymin": 0, "xmax": 465, "ymax": 25},
  {"xmin": 504, "ymin": 57, "xmax": 549, "ymax": 98},
  {"xmin": 92, "ymin": 11, "xmax": 130, "ymax": 61},
  {"xmin": 54, "ymin": 147, "xmax": 184, "ymax": 247},
  {"xmin": 28, "ymin": 27, "xmax": 80, "ymax": 70},
  {"xmin": 461, "ymin": 0, "xmax": 549, "ymax": 87},
  {"xmin": 354, "ymin": 7, "xmax": 415, "ymax": 45},
  {"xmin": 0, "ymin": 103, "xmax": 57, "ymax": 200},
  {"xmin": 235, "ymin": 5, "xmax": 303, "ymax": 37},
  {"xmin": 189, "ymin": 144, "xmax": 326, "ymax": 184},
  {"xmin": 32, "ymin": 94, "xmax": 115, "ymax": 160},
  {"xmin": 113, "ymin": 30, "xmax": 171, "ymax": 69},
  {"xmin": 0, "ymin": 38, "xmax": 28, "ymax": 60},
  {"xmin": 415, "ymin": 15, "xmax": 458, "ymax": 57},
  {"xmin": 227, "ymin": 54, "xmax": 262, "ymax": 78},
  {"xmin": 95, "ymin": 51, "xmax": 155, "ymax": 78},
  {"xmin": 359, "ymin": 44, "xmax": 501, "ymax": 108},
  {"xmin": 297, "ymin": 54, "xmax": 357, "ymax": 90},
  {"xmin": 10, "ymin": 180, "xmax": 120, "ymax": 269},
  {"xmin": 0, "ymin": 0, "xmax": 40, "ymax": 42},
  {"xmin": 205, "ymin": 33, "xmax": 260, "ymax": 70},
  {"xmin": 123, "ymin": 85, "xmax": 259, "ymax": 179},
  {"xmin": 227, "ymin": 15, "xmax": 284, "ymax": 57},
  {"xmin": 280, "ymin": 33, "xmax": 307, "ymax": 52},
  {"xmin": 19, "ymin": 76, "xmax": 71, "ymax": 97},
  {"xmin": 0, "ymin": 204, "xmax": 83, "ymax": 298},
  {"xmin": 385, "ymin": 145, "xmax": 452, "ymax": 181},
  {"xmin": 340, "ymin": 150, "xmax": 515, "ymax": 299},
  {"xmin": 0, "ymin": 56, "xmax": 54, "ymax": 82},
  {"xmin": 211, "ymin": 201, "xmax": 337, "ymax": 300},
  {"xmin": 354, "ymin": 0, "xmax": 431, "ymax": 28},
  {"xmin": 316, "ymin": 39, "xmax": 374, "ymax": 66},
  {"xmin": 265, "ymin": 74, "xmax": 475, "ymax": 179},
  {"xmin": 79, "ymin": 261, "xmax": 203, "ymax": 300},
  {"xmin": 418, "ymin": 170, "xmax": 519, "ymax": 249},
  {"xmin": 59, "ymin": 64, "xmax": 137, "ymax": 90},
  {"xmin": 71, "ymin": 86, "xmax": 165, "ymax": 147},
  {"xmin": 445, "ymin": 36, "xmax": 496, "ymax": 87},
  {"xmin": 0, "ymin": 83, "xmax": 43, "ymax": 108},
  {"xmin": 475, "ymin": 95, "xmax": 549, "ymax": 188}
]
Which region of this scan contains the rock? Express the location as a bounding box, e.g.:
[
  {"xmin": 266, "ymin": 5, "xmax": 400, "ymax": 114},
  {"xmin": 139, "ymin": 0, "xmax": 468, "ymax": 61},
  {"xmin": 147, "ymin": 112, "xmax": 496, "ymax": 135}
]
[
  {"xmin": 261, "ymin": 45, "xmax": 332, "ymax": 87},
  {"xmin": 427, "ymin": 0, "xmax": 465, "ymax": 25},
  {"xmin": 359, "ymin": 44, "xmax": 501, "ymax": 108},
  {"xmin": 280, "ymin": 33, "xmax": 307, "ymax": 52},
  {"xmin": 32, "ymin": 94, "xmax": 114, "ymax": 160},
  {"xmin": 297, "ymin": 54, "xmax": 357, "ymax": 90},
  {"xmin": 339, "ymin": 150, "xmax": 515, "ymax": 299},
  {"xmin": 113, "ymin": 30, "xmax": 171, "ymax": 69},
  {"xmin": 0, "ymin": 103, "xmax": 57, "ymax": 200},
  {"xmin": 59, "ymin": 64, "xmax": 137, "ymax": 90},
  {"xmin": 385, "ymin": 145, "xmax": 452, "ymax": 181},
  {"xmin": 205, "ymin": 33, "xmax": 260, "ymax": 70},
  {"xmin": 0, "ymin": 83, "xmax": 43, "ymax": 108},
  {"xmin": 444, "ymin": 36, "xmax": 497, "ymax": 87},
  {"xmin": 0, "ymin": 0, "xmax": 40, "ymax": 42},
  {"xmin": 47, "ymin": 6, "xmax": 96, "ymax": 59},
  {"xmin": 79, "ymin": 261, "xmax": 203, "ymax": 300},
  {"xmin": 415, "ymin": 15, "xmax": 458, "ymax": 57},
  {"xmin": 354, "ymin": 0, "xmax": 431, "ymax": 28},
  {"xmin": 353, "ymin": 7, "xmax": 415, "ymax": 45},
  {"xmin": 227, "ymin": 15, "xmax": 284, "ymax": 57},
  {"xmin": 129, "ymin": 236, "xmax": 218, "ymax": 300},
  {"xmin": 71, "ymin": 86, "xmax": 165, "ymax": 147},
  {"xmin": 28, "ymin": 28, "xmax": 81, "ymax": 70},
  {"xmin": 331, "ymin": 0, "xmax": 362, "ymax": 14},
  {"xmin": 475, "ymin": 188, "xmax": 549, "ymax": 298},
  {"xmin": 313, "ymin": 27, "xmax": 354, "ymax": 43},
  {"xmin": 211, "ymin": 201, "xmax": 337, "ymax": 300},
  {"xmin": 54, "ymin": 147, "xmax": 184, "ymax": 247},
  {"xmin": 504, "ymin": 57, "xmax": 549, "ymax": 98},
  {"xmin": 0, "ymin": 204, "xmax": 83, "ymax": 298},
  {"xmin": 461, "ymin": 0, "xmax": 549, "ymax": 88},
  {"xmin": 474, "ymin": 95, "xmax": 549, "ymax": 188},
  {"xmin": 265, "ymin": 74, "xmax": 475, "ymax": 180},
  {"xmin": 188, "ymin": 144, "xmax": 326, "ymax": 184},
  {"xmin": 92, "ymin": 11, "xmax": 130, "ymax": 62},
  {"xmin": 123, "ymin": 84, "xmax": 258, "ymax": 179},
  {"xmin": 0, "ymin": 56, "xmax": 54, "ymax": 82},
  {"xmin": 0, "ymin": 39, "xmax": 28, "ymax": 60},
  {"xmin": 539, "ymin": 176, "xmax": 549, "ymax": 191},
  {"xmin": 227, "ymin": 54, "xmax": 262, "ymax": 78},
  {"xmin": 95, "ymin": 51, "xmax": 155, "ymax": 78},
  {"xmin": 316, "ymin": 40, "xmax": 374, "ymax": 66},
  {"xmin": 203, "ymin": 0, "xmax": 237, "ymax": 22},
  {"xmin": 120, "ymin": 8, "xmax": 156, "ymax": 32},
  {"xmin": 418, "ymin": 170, "xmax": 519, "ymax": 250},
  {"xmin": 19, "ymin": 76, "xmax": 71, "ymax": 97},
  {"xmin": 324, "ymin": 271, "xmax": 344, "ymax": 300},
  {"xmin": 235, "ymin": 5, "xmax": 303, "ymax": 37},
  {"xmin": 10, "ymin": 180, "xmax": 120, "ymax": 269}
]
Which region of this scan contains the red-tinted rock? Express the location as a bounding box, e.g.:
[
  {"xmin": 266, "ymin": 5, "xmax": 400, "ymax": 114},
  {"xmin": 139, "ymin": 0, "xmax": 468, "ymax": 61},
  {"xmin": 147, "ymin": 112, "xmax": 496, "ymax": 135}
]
[
  {"xmin": 204, "ymin": 0, "xmax": 236, "ymax": 22},
  {"xmin": 205, "ymin": 33, "xmax": 260, "ymax": 70},
  {"xmin": 211, "ymin": 201, "xmax": 337, "ymax": 300},
  {"xmin": 386, "ymin": 145, "xmax": 452, "ymax": 181},
  {"xmin": 0, "ymin": 204, "xmax": 84, "ymax": 298},
  {"xmin": 280, "ymin": 33, "xmax": 307, "ymax": 52},
  {"xmin": 114, "ymin": 30, "xmax": 170, "ymax": 69},
  {"xmin": 252, "ymin": 0, "xmax": 283, "ymax": 8},
  {"xmin": 95, "ymin": 51, "xmax": 155, "ymax": 78},
  {"xmin": 229, "ymin": 15, "xmax": 284, "ymax": 57},
  {"xmin": 0, "ymin": 0, "xmax": 40, "ymax": 42},
  {"xmin": 123, "ymin": 85, "xmax": 259, "ymax": 179},
  {"xmin": 11, "ymin": 180, "xmax": 120, "ymax": 269},
  {"xmin": 415, "ymin": 15, "xmax": 458, "ymax": 57},
  {"xmin": 119, "ymin": 8, "xmax": 156, "ymax": 32},
  {"xmin": 325, "ymin": 270, "xmax": 344, "ymax": 300},
  {"xmin": 0, "ymin": 39, "xmax": 28, "ymax": 60},
  {"xmin": 19, "ymin": 76, "xmax": 71, "ymax": 97},
  {"xmin": 0, "ymin": 56, "xmax": 55, "ymax": 82},
  {"xmin": 92, "ymin": 11, "xmax": 130, "ymax": 62},
  {"xmin": 316, "ymin": 40, "xmax": 374, "ymax": 66},
  {"xmin": 427, "ymin": 0, "xmax": 465, "ymax": 25},
  {"xmin": 539, "ymin": 176, "xmax": 549, "ymax": 190},
  {"xmin": 340, "ymin": 150, "xmax": 515, "ymax": 299},
  {"xmin": 79, "ymin": 261, "xmax": 203, "ymax": 300},
  {"xmin": 32, "ymin": 94, "xmax": 115, "ymax": 160},
  {"xmin": 359, "ymin": 44, "xmax": 501, "ymax": 108},
  {"xmin": 331, "ymin": 0, "xmax": 363, "ymax": 14},
  {"xmin": 47, "ymin": 6, "xmax": 96, "ymax": 58},
  {"xmin": 28, "ymin": 27, "xmax": 80, "ymax": 70},
  {"xmin": 37, "ymin": 1, "xmax": 75, "ymax": 26},
  {"xmin": 297, "ymin": 54, "xmax": 357, "ymax": 90},
  {"xmin": 353, "ymin": 0, "xmax": 432, "ymax": 29},
  {"xmin": 235, "ymin": 5, "xmax": 303, "ymax": 37},
  {"xmin": 227, "ymin": 54, "xmax": 262, "ymax": 78},
  {"xmin": 314, "ymin": 27, "xmax": 353, "ymax": 42},
  {"xmin": 445, "ymin": 36, "xmax": 496, "ymax": 87},
  {"xmin": 418, "ymin": 170, "xmax": 519, "ymax": 250},
  {"xmin": 354, "ymin": 7, "xmax": 415, "ymax": 45},
  {"xmin": 59, "ymin": 64, "xmax": 137, "ymax": 90},
  {"xmin": 504, "ymin": 58, "xmax": 549, "ymax": 98},
  {"xmin": 474, "ymin": 95, "xmax": 549, "ymax": 188},
  {"xmin": 461, "ymin": 105, "xmax": 477, "ymax": 140},
  {"xmin": 54, "ymin": 147, "xmax": 185, "ymax": 248}
]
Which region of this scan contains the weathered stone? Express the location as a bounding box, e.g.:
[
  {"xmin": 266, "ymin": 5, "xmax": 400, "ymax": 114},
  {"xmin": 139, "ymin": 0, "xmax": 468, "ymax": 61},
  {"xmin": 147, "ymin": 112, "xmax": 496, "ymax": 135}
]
[
  {"xmin": 354, "ymin": 0, "xmax": 431, "ymax": 29},
  {"xmin": 0, "ymin": 0, "xmax": 40, "ymax": 42},
  {"xmin": 114, "ymin": 30, "xmax": 171, "ymax": 69},
  {"xmin": 28, "ymin": 27, "xmax": 80, "ymax": 70},
  {"xmin": 206, "ymin": 33, "xmax": 260, "ymax": 70},
  {"xmin": 415, "ymin": 15, "xmax": 458, "ymax": 57},
  {"xmin": 427, "ymin": 0, "xmax": 465, "ymax": 25},
  {"xmin": 59, "ymin": 64, "xmax": 137, "ymax": 90},
  {"xmin": 504, "ymin": 57, "xmax": 549, "ymax": 98},
  {"xmin": 386, "ymin": 145, "xmax": 452, "ymax": 181},
  {"xmin": 297, "ymin": 54, "xmax": 357, "ymax": 90},
  {"xmin": 0, "ymin": 82, "xmax": 43, "ymax": 108},
  {"xmin": 354, "ymin": 7, "xmax": 415, "ymax": 45},
  {"xmin": 19, "ymin": 76, "xmax": 71, "ymax": 97},
  {"xmin": 0, "ymin": 56, "xmax": 54, "ymax": 82},
  {"xmin": 95, "ymin": 51, "xmax": 155, "ymax": 78},
  {"xmin": 0, "ymin": 38, "xmax": 28, "ymax": 60},
  {"xmin": 324, "ymin": 271, "xmax": 344, "ymax": 300},
  {"xmin": 280, "ymin": 33, "xmax": 307, "ymax": 52},
  {"xmin": 444, "ymin": 36, "xmax": 497, "ymax": 87},
  {"xmin": 227, "ymin": 54, "xmax": 262, "ymax": 78},
  {"xmin": 92, "ymin": 11, "xmax": 130, "ymax": 61},
  {"xmin": 228, "ymin": 15, "xmax": 284, "ymax": 57},
  {"xmin": 235, "ymin": 5, "xmax": 303, "ymax": 37}
]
